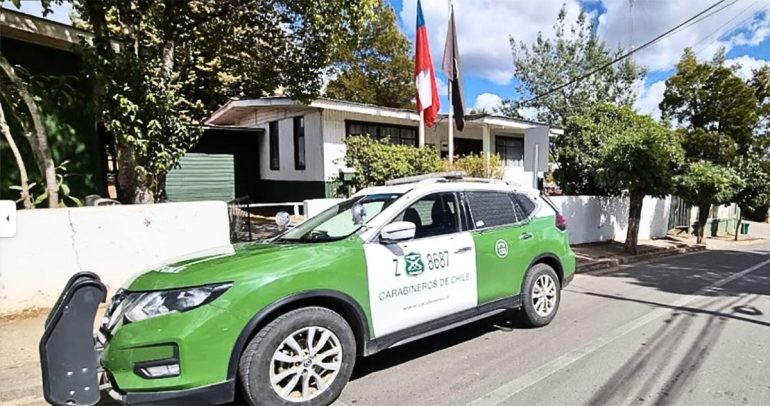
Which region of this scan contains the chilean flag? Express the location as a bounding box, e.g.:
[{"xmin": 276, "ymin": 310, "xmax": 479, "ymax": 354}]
[{"xmin": 415, "ymin": 0, "xmax": 440, "ymax": 127}]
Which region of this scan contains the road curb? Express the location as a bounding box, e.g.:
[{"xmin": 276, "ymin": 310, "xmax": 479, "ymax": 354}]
[{"xmin": 576, "ymin": 244, "xmax": 707, "ymax": 274}]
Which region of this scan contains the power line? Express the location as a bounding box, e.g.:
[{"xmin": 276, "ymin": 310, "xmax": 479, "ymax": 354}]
[{"xmin": 522, "ymin": 0, "xmax": 731, "ymax": 104}]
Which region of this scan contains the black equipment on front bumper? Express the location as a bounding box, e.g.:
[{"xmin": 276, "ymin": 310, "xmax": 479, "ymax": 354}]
[{"xmin": 40, "ymin": 271, "xmax": 107, "ymax": 406}]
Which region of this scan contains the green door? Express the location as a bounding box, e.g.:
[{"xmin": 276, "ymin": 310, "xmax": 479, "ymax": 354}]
[
  {"xmin": 166, "ymin": 153, "xmax": 235, "ymax": 202},
  {"xmin": 465, "ymin": 191, "xmax": 536, "ymax": 303}
]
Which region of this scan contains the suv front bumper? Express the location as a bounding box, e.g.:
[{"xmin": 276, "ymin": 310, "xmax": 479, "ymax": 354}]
[{"xmin": 41, "ymin": 272, "xmax": 238, "ymax": 405}]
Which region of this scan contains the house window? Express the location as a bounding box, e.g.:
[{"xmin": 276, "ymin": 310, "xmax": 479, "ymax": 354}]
[
  {"xmin": 293, "ymin": 116, "xmax": 306, "ymax": 170},
  {"xmin": 269, "ymin": 121, "xmax": 279, "ymax": 170},
  {"xmin": 495, "ymin": 136, "xmax": 524, "ymax": 167},
  {"xmin": 346, "ymin": 120, "xmax": 417, "ymax": 146}
]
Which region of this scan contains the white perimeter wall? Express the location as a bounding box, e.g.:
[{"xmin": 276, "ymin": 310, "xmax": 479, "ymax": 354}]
[
  {"xmin": 550, "ymin": 195, "xmax": 672, "ymax": 245},
  {"xmin": 0, "ymin": 202, "xmax": 230, "ymax": 315}
]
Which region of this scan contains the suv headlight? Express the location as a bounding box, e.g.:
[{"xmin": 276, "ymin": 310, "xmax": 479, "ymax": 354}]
[{"xmin": 124, "ymin": 283, "xmax": 232, "ymax": 322}]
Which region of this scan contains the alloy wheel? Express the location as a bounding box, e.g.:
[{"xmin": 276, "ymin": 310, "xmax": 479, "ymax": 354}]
[
  {"xmin": 532, "ymin": 274, "xmax": 557, "ymax": 317},
  {"xmin": 269, "ymin": 326, "xmax": 343, "ymax": 402}
]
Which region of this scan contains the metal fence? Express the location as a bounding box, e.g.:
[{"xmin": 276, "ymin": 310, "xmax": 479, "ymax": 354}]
[
  {"xmin": 668, "ymin": 196, "xmax": 691, "ymax": 231},
  {"xmin": 226, "ymin": 197, "xmax": 305, "ymax": 243}
]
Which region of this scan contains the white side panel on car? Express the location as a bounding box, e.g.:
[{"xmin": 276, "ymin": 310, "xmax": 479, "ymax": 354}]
[{"xmin": 364, "ymin": 232, "xmax": 478, "ymax": 337}]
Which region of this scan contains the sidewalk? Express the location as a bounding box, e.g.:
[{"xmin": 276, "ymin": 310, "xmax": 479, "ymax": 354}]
[{"xmin": 573, "ymin": 237, "xmax": 706, "ymax": 274}]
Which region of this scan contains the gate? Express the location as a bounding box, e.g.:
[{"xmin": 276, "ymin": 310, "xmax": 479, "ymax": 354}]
[{"xmin": 668, "ymin": 196, "xmax": 691, "ymax": 230}]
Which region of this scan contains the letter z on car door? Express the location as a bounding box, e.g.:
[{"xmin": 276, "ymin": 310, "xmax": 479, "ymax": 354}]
[{"xmin": 364, "ymin": 192, "xmax": 478, "ymax": 337}]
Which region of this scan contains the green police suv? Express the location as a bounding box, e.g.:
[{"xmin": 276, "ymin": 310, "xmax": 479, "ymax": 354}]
[{"xmin": 40, "ymin": 173, "xmax": 575, "ymax": 406}]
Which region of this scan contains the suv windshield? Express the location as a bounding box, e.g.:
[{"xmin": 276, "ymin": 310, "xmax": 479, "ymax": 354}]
[{"xmin": 274, "ymin": 193, "xmax": 402, "ymax": 243}]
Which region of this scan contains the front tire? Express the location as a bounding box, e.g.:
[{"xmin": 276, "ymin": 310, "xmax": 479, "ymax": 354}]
[
  {"xmin": 238, "ymin": 307, "xmax": 356, "ymax": 406},
  {"xmin": 518, "ymin": 264, "xmax": 561, "ymax": 327}
]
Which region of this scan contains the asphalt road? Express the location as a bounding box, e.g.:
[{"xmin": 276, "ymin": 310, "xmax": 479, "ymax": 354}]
[
  {"xmin": 3, "ymin": 241, "xmax": 768, "ymax": 405},
  {"xmin": 333, "ymin": 241, "xmax": 770, "ymax": 406}
]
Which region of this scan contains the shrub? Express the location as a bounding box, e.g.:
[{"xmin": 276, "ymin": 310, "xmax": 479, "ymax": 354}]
[
  {"xmin": 443, "ymin": 153, "xmax": 504, "ymax": 179},
  {"xmin": 341, "ymin": 136, "xmax": 442, "ymax": 189}
]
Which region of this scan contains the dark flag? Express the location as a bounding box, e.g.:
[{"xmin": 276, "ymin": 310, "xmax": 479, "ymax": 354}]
[{"xmin": 442, "ymin": 3, "xmax": 465, "ymax": 131}]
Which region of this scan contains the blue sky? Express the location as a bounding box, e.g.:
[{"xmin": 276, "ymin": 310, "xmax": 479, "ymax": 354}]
[
  {"xmin": 6, "ymin": 0, "xmax": 770, "ymax": 118},
  {"xmin": 391, "ymin": 0, "xmax": 770, "ymax": 118}
]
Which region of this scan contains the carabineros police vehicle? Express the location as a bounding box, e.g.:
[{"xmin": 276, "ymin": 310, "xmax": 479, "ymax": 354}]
[{"xmin": 41, "ymin": 172, "xmax": 575, "ymax": 406}]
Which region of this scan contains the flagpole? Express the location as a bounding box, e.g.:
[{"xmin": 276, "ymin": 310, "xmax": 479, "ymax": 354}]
[
  {"xmin": 448, "ymin": 80, "xmax": 454, "ymax": 163},
  {"xmin": 446, "ymin": 0, "xmax": 454, "ymax": 164},
  {"xmin": 419, "ymin": 110, "xmax": 425, "ymax": 147}
]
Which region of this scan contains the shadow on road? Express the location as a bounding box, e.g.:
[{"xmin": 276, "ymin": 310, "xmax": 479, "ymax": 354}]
[
  {"xmin": 351, "ymin": 310, "xmax": 521, "ymax": 381},
  {"xmin": 572, "ymin": 247, "xmax": 770, "ymax": 405}
]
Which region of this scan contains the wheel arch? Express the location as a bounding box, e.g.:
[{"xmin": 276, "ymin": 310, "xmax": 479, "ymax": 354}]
[
  {"xmin": 227, "ymin": 290, "xmax": 370, "ymax": 380},
  {"xmin": 525, "ymin": 253, "xmax": 564, "ymax": 285}
]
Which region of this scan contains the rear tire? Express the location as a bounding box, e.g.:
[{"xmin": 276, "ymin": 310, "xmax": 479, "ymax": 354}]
[
  {"xmin": 238, "ymin": 307, "xmax": 356, "ymax": 406},
  {"xmin": 518, "ymin": 263, "xmax": 561, "ymax": 327}
]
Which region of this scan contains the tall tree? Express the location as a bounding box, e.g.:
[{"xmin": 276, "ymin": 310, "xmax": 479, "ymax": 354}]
[
  {"xmin": 594, "ymin": 105, "xmax": 684, "ymax": 254},
  {"xmin": 660, "ymin": 48, "xmax": 759, "ymax": 164},
  {"xmin": 676, "ymin": 161, "xmax": 742, "ymax": 244},
  {"xmin": 730, "ymin": 153, "xmax": 770, "ymax": 240},
  {"xmin": 499, "ymin": 6, "xmax": 646, "ymax": 127},
  {"xmin": 0, "ymin": 55, "xmax": 59, "ymax": 207},
  {"xmin": 555, "ymin": 104, "xmax": 624, "ymax": 195},
  {"xmin": 324, "ymin": 0, "xmax": 413, "ymax": 109},
  {"xmin": 30, "ymin": 0, "xmax": 375, "ymax": 203}
]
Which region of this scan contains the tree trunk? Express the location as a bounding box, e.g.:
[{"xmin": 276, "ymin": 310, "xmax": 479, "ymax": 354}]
[
  {"xmin": 0, "ymin": 101, "xmax": 33, "ymax": 209},
  {"xmin": 0, "ymin": 55, "xmax": 58, "ymax": 208},
  {"xmin": 115, "ymin": 139, "xmax": 154, "ymax": 204},
  {"xmin": 697, "ymin": 205, "xmax": 710, "ymax": 244},
  {"xmin": 734, "ymin": 209, "xmax": 742, "ymax": 241},
  {"xmin": 625, "ymin": 191, "xmax": 644, "ymax": 255}
]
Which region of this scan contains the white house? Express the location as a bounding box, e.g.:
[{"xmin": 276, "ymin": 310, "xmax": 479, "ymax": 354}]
[{"xmin": 200, "ymin": 97, "xmax": 561, "ymax": 202}]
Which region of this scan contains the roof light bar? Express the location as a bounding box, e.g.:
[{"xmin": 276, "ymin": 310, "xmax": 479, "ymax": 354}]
[{"xmin": 385, "ymin": 171, "xmax": 465, "ymax": 186}]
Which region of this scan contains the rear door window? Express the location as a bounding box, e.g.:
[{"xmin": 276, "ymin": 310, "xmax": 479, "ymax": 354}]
[{"xmin": 465, "ymin": 191, "xmax": 517, "ymax": 229}]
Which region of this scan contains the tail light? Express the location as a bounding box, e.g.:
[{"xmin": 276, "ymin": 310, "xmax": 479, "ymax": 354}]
[{"xmin": 555, "ymin": 214, "xmax": 567, "ymax": 231}]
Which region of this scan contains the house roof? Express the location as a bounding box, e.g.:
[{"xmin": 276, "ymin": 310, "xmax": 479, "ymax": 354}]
[
  {"xmin": 205, "ymin": 96, "xmax": 563, "ymax": 133},
  {"xmin": 0, "ymin": 8, "xmax": 91, "ymax": 51}
]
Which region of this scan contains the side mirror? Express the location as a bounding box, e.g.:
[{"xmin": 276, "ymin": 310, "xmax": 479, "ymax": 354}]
[
  {"xmin": 351, "ymin": 203, "xmax": 367, "ymax": 225},
  {"xmin": 380, "ymin": 221, "xmax": 416, "ymax": 243},
  {"xmin": 275, "ymin": 211, "xmax": 291, "ymax": 230}
]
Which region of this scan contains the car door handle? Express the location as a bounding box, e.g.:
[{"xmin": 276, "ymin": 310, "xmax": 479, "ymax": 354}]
[
  {"xmin": 520, "ymin": 232, "xmax": 534, "ymax": 240},
  {"xmin": 454, "ymin": 246, "xmax": 472, "ymax": 254}
]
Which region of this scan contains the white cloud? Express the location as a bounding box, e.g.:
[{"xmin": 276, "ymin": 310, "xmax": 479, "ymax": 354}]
[
  {"xmin": 400, "ymin": 0, "xmax": 584, "ymax": 85},
  {"xmin": 634, "ymin": 80, "xmax": 667, "ymax": 120},
  {"xmin": 724, "ymin": 55, "xmax": 770, "ymax": 80},
  {"xmin": 517, "ymin": 106, "xmax": 540, "ymax": 121},
  {"xmin": 473, "ymin": 92, "xmax": 502, "ymax": 112},
  {"xmin": 597, "ymin": 0, "xmax": 770, "ymax": 72}
]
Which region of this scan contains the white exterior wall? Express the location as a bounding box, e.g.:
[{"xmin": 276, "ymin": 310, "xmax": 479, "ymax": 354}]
[
  {"xmin": 321, "ymin": 110, "xmax": 419, "ymax": 181},
  {"xmin": 0, "ymin": 202, "xmax": 230, "ymax": 315},
  {"xmin": 550, "ymin": 195, "xmax": 672, "ymax": 245},
  {"xmin": 235, "ymin": 109, "xmax": 325, "ymax": 182}
]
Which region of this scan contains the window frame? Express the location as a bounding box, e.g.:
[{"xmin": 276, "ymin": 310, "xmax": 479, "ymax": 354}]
[
  {"xmin": 495, "ymin": 135, "xmax": 524, "ymax": 167},
  {"xmin": 463, "ymin": 190, "xmax": 529, "ymax": 232},
  {"xmin": 293, "ymin": 116, "xmax": 306, "ymax": 170},
  {"xmin": 345, "ymin": 120, "xmax": 418, "ymax": 147},
  {"xmin": 376, "ymin": 191, "xmax": 464, "ymax": 242},
  {"xmin": 269, "ymin": 121, "xmax": 280, "ymax": 170}
]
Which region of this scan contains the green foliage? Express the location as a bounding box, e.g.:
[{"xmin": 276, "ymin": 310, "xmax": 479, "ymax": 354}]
[
  {"xmin": 596, "ymin": 107, "xmax": 684, "ymax": 198},
  {"xmin": 499, "ymin": 6, "xmax": 646, "ymax": 126},
  {"xmin": 675, "ymin": 161, "xmax": 743, "ymax": 209},
  {"xmin": 731, "ymin": 153, "xmax": 770, "ymax": 214},
  {"xmin": 325, "ymin": 0, "xmax": 414, "ymax": 109},
  {"xmin": 67, "ymin": 0, "xmax": 376, "ymax": 202},
  {"xmin": 555, "ymin": 104, "xmax": 627, "ymax": 195},
  {"xmin": 443, "ymin": 153, "xmax": 504, "ymax": 179},
  {"xmin": 9, "ymin": 160, "xmax": 83, "ymax": 207},
  {"xmin": 660, "ymin": 48, "xmax": 760, "ymax": 163},
  {"xmin": 342, "ymin": 136, "xmax": 442, "ymax": 189}
]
